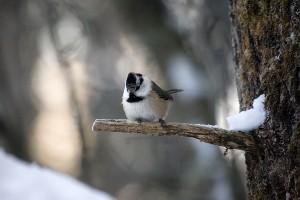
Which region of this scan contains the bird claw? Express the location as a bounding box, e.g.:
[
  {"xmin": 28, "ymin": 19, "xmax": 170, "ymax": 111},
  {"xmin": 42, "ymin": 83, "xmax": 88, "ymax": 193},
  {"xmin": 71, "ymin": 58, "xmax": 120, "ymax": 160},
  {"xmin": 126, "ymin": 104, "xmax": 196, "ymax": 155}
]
[
  {"xmin": 136, "ymin": 118, "xmax": 142, "ymax": 124},
  {"xmin": 136, "ymin": 118, "xmax": 166, "ymax": 126},
  {"xmin": 159, "ymin": 119, "xmax": 166, "ymax": 126}
]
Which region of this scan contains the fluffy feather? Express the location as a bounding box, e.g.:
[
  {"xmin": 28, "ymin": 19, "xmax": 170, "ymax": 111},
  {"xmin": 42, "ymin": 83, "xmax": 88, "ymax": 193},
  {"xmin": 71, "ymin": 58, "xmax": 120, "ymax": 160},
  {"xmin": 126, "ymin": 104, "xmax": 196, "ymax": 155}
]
[{"xmin": 122, "ymin": 72, "xmax": 182, "ymax": 123}]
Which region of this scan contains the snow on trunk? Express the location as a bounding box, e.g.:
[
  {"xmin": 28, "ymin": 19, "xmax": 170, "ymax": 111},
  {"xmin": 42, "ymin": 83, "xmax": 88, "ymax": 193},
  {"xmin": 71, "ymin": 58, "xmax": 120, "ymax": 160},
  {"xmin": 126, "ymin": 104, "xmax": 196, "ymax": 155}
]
[{"xmin": 226, "ymin": 94, "xmax": 266, "ymax": 132}]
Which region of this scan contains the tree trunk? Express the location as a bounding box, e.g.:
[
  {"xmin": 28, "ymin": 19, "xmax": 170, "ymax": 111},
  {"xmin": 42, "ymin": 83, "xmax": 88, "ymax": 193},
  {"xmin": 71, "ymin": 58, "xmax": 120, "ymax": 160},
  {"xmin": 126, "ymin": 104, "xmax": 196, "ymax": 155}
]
[{"xmin": 229, "ymin": 0, "xmax": 300, "ymax": 199}]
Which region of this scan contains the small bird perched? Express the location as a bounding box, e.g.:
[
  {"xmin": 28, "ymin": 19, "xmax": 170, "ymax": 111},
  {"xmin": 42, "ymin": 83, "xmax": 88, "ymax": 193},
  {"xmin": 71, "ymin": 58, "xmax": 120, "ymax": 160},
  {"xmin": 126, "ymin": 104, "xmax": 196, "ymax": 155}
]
[{"xmin": 122, "ymin": 72, "xmax": 183, "ymax": 125}]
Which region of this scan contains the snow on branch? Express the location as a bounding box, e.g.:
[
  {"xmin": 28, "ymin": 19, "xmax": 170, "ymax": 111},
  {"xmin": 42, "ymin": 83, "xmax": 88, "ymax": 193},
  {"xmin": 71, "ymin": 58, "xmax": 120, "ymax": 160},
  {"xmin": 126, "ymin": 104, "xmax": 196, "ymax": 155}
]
[
  {"xmin": 92, "ymin": 119, "xmax": 256, "ymax": 152},
  {"xmin": 227, "ymin": 94, "xmax": 266, "ymax": 131}
]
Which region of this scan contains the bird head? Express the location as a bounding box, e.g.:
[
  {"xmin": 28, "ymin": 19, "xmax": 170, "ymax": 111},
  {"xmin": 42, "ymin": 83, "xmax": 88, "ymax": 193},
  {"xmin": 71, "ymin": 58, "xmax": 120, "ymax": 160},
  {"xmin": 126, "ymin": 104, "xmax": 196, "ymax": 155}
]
[{"xmin": 126, "ymin": 72, "xmax": 144, "ymax": 93}]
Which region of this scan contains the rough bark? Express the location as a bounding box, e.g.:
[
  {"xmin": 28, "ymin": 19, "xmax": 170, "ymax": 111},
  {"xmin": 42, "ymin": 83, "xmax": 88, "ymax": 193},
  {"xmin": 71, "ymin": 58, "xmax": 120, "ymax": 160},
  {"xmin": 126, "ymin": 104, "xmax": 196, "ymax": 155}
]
[
  {"xmin": 92, "ymin": 119, "xmax": 256, "ymax": 151},
  {"xmin": 229, "ymin": 0, "xmax": 300, "ymax": 199}
]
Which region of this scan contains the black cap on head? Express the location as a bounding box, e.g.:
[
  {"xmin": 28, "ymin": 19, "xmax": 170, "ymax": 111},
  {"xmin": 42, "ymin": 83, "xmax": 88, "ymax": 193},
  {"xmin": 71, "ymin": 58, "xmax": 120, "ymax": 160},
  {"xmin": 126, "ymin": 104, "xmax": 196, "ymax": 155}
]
[{"xmin": 126, "ymin": 72, "xmax": 136, "ymax": 86}]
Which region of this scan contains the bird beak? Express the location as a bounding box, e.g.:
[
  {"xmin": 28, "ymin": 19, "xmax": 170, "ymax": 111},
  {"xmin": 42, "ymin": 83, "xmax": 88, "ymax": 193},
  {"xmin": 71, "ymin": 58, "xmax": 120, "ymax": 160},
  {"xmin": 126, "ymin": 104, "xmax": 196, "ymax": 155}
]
[{"xmin": 127, "ymin": 84, "xmax": 136, "ymax": 93}]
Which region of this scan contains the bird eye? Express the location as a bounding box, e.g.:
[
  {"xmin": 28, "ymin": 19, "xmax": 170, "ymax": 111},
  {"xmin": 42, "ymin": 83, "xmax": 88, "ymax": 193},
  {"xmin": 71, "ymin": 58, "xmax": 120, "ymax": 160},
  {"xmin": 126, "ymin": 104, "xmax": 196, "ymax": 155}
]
[{"xmin": 139, "ymin": 77, "xmax": 144, "ymax": 85}]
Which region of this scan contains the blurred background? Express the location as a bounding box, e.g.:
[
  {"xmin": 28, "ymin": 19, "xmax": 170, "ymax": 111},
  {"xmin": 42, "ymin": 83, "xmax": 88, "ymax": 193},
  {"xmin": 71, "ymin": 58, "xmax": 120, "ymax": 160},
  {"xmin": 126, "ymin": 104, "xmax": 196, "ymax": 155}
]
[{"xmin": 0, "ymin": 0, "xmax": 247, "ymax": 199}]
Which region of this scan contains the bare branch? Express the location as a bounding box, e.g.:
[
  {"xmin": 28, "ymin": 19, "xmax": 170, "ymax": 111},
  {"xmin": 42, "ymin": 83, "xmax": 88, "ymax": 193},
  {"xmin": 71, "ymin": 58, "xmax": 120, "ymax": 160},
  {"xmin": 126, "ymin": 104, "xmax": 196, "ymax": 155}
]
[{"xmin": 92, "ymin": 119, "xmax": 256, "ymax": 152}]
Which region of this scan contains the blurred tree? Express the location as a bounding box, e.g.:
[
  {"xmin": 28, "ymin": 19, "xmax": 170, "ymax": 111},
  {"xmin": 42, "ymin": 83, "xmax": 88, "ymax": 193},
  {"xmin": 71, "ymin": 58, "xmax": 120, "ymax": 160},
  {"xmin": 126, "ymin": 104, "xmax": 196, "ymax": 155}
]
[{"xmin": 0, "ymin": 1, "xmax": 38, "ymax": 161}]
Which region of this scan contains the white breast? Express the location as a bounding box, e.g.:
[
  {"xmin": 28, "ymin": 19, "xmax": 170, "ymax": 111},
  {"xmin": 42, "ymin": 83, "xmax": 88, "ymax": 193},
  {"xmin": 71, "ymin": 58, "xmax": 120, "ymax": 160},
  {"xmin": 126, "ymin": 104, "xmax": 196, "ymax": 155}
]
[{"xmin": 122, "ymin": 88, "xmax": 156, "ymax": 121}]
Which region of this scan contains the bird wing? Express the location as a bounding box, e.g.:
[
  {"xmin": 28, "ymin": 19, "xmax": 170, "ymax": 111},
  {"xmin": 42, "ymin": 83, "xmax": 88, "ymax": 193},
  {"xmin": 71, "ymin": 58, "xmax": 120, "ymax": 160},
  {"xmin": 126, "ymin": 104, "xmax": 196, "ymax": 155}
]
[
  {"xmin": 167, "ymin": 89, "xmax": 184, "ymax": 94},
  {"xmin": 151, "ymin": 81, "xmax": 173, "ymax": 101}
]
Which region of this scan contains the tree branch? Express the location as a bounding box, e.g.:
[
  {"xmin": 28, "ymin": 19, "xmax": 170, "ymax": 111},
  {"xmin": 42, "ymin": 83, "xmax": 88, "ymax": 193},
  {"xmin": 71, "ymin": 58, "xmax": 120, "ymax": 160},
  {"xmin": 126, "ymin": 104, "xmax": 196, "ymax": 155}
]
[{"xmin": 92, "ymin": 119, "xmax": 256, "ymax": 152}]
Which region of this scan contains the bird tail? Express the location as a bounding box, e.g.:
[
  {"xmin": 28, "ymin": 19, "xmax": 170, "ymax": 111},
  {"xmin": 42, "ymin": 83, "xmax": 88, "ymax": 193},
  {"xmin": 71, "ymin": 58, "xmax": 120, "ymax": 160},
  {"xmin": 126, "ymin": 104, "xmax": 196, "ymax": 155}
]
[{"xmin": 167, "ymin": 89, "xmax": 184, "ymax": 94}]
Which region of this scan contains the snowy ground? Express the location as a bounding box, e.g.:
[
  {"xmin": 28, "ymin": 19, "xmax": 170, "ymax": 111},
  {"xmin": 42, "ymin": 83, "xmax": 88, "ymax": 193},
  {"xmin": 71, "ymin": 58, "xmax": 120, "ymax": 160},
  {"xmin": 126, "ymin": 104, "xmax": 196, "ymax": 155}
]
[{"xmin": 0, "ymin": 149, "xmax": 114, "ymax": 200}]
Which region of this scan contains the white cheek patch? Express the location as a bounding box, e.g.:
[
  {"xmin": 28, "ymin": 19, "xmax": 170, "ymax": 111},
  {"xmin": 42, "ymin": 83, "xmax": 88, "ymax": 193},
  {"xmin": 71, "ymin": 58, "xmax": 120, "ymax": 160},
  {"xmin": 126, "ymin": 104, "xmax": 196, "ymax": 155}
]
[
  {"xmin": 122, "ymin": 86, "xmax": 129, "ymax": 103},
  {"xmin": 135, "ymin": 76, "xmax": 152, "ymax": 97}
]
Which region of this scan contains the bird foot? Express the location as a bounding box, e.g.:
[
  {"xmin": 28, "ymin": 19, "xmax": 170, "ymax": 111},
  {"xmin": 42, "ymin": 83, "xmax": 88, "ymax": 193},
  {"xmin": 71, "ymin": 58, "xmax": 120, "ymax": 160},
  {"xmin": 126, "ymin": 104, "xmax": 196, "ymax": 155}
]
[
  {"xmin": 159, "ymin": 119, "xmax": 166, "ymax": 126},
  {"xmin": 136, "ymin": 118, "xmax": 142, "ymax": 124}
]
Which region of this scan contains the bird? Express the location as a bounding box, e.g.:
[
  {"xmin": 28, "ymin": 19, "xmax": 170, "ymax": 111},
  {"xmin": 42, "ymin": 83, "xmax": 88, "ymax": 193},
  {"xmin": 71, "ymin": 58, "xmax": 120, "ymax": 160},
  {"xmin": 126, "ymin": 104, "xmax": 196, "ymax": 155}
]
[{"xmin": 122, "ymin": 72, "xmax": 183, "ymax": 125}]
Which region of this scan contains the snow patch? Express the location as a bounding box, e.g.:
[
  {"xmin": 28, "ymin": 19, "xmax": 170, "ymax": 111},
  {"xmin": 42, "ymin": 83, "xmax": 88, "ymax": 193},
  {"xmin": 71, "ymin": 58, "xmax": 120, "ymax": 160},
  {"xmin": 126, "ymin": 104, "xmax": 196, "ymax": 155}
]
[
  {"xmin": 275, "ymin": 49, "xmax": 282, "ymax": 61},
  {"xmin": 290, "ymin": 32, "xmax": 295, "ymax": 41},
  {"xmin": 0, "ymin": 149, "xmax": 114, "ymax": 200},
  {"xmin": 199, "ymin": 124, "xmax": 222, "ymax": 129},
  {"xmin": 226, "ymin": 94, "xmax": 266, "ymax": 132}
]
